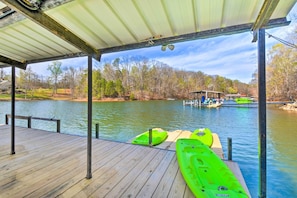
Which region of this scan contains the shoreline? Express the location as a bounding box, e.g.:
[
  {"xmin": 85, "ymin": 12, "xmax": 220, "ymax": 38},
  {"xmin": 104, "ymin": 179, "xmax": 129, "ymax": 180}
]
[
  {"xmin": 0, "ymin": 97, "xmax": 127, "ymax": 102},
  {"xmin": 0, "ymin": 95, "xmax": 294, "ymax": 107}
]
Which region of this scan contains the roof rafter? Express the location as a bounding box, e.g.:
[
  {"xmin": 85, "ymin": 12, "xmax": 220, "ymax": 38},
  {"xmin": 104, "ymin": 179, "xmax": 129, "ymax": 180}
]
[
  {"xmin": 101, "ymin": 18, "xmax": 289, "ymax": 54},
  {"xmin": 1, "ymin": 0, "xmax": 101, "ymax": 61},
  {"xmin": 251, "ymin": 0, "xmax": 280, "ymax": 42},
  {"xmin": 0, "ymin": 55, "xmax": 27, "ymax": 69}
]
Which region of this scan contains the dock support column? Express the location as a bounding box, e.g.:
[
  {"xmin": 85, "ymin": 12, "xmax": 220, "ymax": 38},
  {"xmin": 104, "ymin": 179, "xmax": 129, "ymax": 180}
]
[
  {"xmin": 258, "ymin": 28, "xmax": 267, "ymax": 198},
  {"xmin": 95, "ymin": 123, "xmax": 99, "ymax": 139},
  {"xmin": 227, "ymin": 138, "xmax": 232, "ymax": 161},
  {"xmin": 86, "ymin": 56, "xmax": 93, "ymax": 179},
  {"xmin": 28, "ymin": 116, "xmax": 32, "ymax": 128},
  {"xmin": 149, "ymin": 128, "xmax": 152, "ymax": 147},
  {"xmin": 11, "ymin": 65, "xmax": 15, "ymax": 155}
]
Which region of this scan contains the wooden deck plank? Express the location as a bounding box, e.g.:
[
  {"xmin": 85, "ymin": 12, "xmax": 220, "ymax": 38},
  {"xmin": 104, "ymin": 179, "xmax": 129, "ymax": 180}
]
[
  {"xmin": 153, "ymin": 130, "xmax": 224, "ymax": 159},
  {"xmin": 0, "ymin": 142, "xmax": 88, "ymax": 197},
  {"xmin": 72, "ymin": 145, "xmax": 141, "ymax": 198},
  {"xmin": 0, "ymin": 127, "xmax": 33, "ymax": 145},
  {"xmin": 91, "ymin": 147, "xmax": 166, "ymax": 197},
  {"xmin": 118, "ymin": 150, "xmax": 168, "ymax": 197},
  {"xmin": 0, "ymin": 125, "xmax": 250, "ymax": 198},
  {"xmin": 59, "ymin": 143, "xmax": 135, "ymax": 198},
  {"xmin": 152, "ymin": 155, "xmax": 180, "ymax": 197},
  {"xmin": 22, "ymin": 140, "xmax": 115, "ymax": 198},
  {"xmin": 225, "ymin": 160, "xmax": 251, "ymax": 198},
  {"xmin": 155, "ymin": 130, "xmax": 182, "ymax": 150},
  {"xmin": 166, "ymin": 130, "xmax": 192, "ymax": 151},
  {"xmin": 87, "ymin": 146, "xmax": 150, "ymax": 197},
  {"xmin": 0, "ymin": 134, "xmax": 85, "ymax": 178},
  {"xmin": 168, "ymin": 168, "xmax": 188, "ymax": 198},
  {"xmin": 212, "ymin": 133, "xmax": 224, "ymax": 159},
  {"xmin": 0, "ymin": 128, "xmax": 72, "ymax": 158},
  {"xmin": 0, "ymin": 145, "xmax": 85, "ymax": 190},
  {"xmin": 136, "ymin": 151, "xmax": 175, "ymax": 197},
  {"xmin": 103, "ymin": 148, "xmax": 161, "ymax": 197},
  {"xmin": 0, "ymin": 132, "xmax": 82, "ymax": 163}
]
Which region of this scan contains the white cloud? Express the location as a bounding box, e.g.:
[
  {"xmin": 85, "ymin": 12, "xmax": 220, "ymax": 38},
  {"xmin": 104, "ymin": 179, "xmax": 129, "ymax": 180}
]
[{"xmin": 153, "ymin": 32, "xmax": 258, "ymax": 83}]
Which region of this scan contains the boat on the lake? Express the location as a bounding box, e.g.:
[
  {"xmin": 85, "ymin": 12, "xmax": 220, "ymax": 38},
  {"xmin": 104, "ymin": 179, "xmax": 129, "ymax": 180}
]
[
  {"xmin": 206, "ymin": 100, "xmax": 222, "ymax": 108},
  {"xmin": 176, "ymin": 138, "xmax": 249, "ymax": 197},
  {"xmin": 183, "ymin": 90, "xmax": 223, "ymax": 108},
  {"xmin": 131, "ymin": 129, "xmax": 168, "ymax": 146}
]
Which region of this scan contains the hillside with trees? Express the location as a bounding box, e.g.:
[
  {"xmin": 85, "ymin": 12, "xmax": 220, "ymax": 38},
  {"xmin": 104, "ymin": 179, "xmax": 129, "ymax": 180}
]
[
  {"xmin": 2, "ymin": 25, "xmax": 297, "ymax": 102},
  {"xmin": 0, "ymin": 56, "xmax": 251, "ymax": 101},
  {"xmin": 249, "ymin": 27, "xmax": 297, "ymax": 102},
  {"xmin": 266, "ymin": 42, "xmax": 297, "ymax": 101}
]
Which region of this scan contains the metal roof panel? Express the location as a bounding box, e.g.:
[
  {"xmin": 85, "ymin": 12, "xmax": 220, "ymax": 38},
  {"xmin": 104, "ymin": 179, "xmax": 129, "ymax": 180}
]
[
  {"xmin": 0, "ymin": 0, "xmax": 296, "ymax": 67},
  {"xmin": 134, "ymin": 0, "xmax": 173, "ymax": 38},
  {"xmin": 0, "ymin": 18, "xmax": 80, "ymax": 62}
]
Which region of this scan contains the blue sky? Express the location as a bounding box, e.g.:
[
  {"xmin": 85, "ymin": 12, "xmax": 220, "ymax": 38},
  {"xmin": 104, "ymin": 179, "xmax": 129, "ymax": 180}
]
[{"xmin": 6, "ymin": 5, "xmax": 297, "ymax": 84}]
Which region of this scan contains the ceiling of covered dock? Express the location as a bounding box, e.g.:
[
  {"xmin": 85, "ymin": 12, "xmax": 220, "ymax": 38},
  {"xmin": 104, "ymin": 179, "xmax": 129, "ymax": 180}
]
[{"xmin": 0, "ymin": 0, "xmax": 296, "ymax": 70}]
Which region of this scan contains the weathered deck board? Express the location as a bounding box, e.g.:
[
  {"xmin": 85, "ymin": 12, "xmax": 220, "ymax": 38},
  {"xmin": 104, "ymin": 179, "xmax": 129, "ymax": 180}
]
[
  {"xmin": 103, "ymin": 148, "xmax": 161, "ymax": 197},
  {"xmin": 129, "ymin": 129, "xmax": 250, "ymax": 196},
  {"xmin": 155, "ymin": 130, "xmax": 182, "ymax": 150},
  {"xmin": 154, "ymin": 130, "xmax": 224, "ymax": 159},
  {"xmin": 0, "ymin": 126, "xmax": 195, "ymax": 197},
  {"xmin": 0, "ymin": 125, "xmax": 250, "ymax": 197},
  {"xmin": 225, "ymin": 160, "xmax": 252, "ymax": 197},
  {"xmin": 212, "ymin": 133, "xmax": 224, "ymax": 159}
]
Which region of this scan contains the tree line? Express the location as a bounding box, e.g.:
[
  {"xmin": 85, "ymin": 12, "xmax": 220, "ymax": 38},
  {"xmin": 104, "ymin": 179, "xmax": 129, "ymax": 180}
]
[
  {"xmin": 1, "ymin": 56, "xmax": 251, "ymax": 100},
  {"xmin": 249, "ymin": 27, "xmax": 297, "ymax": 101}
]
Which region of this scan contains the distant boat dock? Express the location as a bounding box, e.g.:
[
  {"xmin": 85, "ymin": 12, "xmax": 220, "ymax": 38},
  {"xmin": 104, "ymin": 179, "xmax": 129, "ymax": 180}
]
[
  {"xmin": 183, "ymin": 90, "xmax": 223, "ymax": 107},
  {"xmin": 0, "ymin": 125, "xmax": 250, "ymax": 197}
]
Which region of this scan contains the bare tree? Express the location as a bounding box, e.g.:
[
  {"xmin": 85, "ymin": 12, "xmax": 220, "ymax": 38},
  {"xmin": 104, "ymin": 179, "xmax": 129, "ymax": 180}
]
[{"xmin": 47, "ymin": 61, "xmax": 63, "ymax": 95}]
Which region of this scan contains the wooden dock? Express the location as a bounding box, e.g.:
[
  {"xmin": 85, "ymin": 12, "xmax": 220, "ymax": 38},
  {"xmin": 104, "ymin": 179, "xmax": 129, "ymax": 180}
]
[
  {"xmin": 153, "ymin": 129, "xmax": 224, "ymax": 159},
  {"xmin": 0, "ymin": 125, "xmax": 250, "ymax": 197}
]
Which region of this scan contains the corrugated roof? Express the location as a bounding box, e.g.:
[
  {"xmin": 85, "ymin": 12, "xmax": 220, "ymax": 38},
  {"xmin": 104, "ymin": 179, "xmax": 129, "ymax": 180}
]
[{"xmin": 0, "ymin": 0, "xmax": 296, "ymax": 69}]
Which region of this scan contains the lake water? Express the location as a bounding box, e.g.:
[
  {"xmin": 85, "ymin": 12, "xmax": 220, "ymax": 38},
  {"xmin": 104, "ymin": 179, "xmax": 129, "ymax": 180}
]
[{"xmin": 0, "ymin": 100, "xmax": 296, "ymax": 198}]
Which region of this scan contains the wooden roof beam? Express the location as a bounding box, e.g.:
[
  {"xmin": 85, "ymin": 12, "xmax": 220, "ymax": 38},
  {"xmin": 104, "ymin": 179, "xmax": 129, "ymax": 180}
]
[
  {"xmin": 251, "ymin": 0, "xmax": 280, "ymax": 42},
  {"xmin": 2, "ymin": 0, "xmax": 101, "ymax": 61},
  {"xmin": 0, "ymin": 55, "xmax": 27, "ymax": 69}
]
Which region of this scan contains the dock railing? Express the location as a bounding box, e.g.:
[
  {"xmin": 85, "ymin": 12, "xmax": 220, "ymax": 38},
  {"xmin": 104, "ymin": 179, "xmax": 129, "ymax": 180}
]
[{"xmin": 5, "ymin": 114, "xmax": 61, "ymax": 133}]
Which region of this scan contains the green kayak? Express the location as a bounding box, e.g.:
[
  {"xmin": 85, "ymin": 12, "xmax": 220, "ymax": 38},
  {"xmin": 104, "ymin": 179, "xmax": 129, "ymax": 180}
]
[
  {"xmin": 235, "ymin": 97, "xmax": 253, "ymax": 104},
  {"xmin": 190, "ymin": 128, "xmax": 213, "ymax": 147},
  {"xmin": 131, "ymin": 130, "xmax": 168, "ymax": 146},
  {"xmin": 176, "ymin": 138, "xmax": 249, "ymax": 198}
]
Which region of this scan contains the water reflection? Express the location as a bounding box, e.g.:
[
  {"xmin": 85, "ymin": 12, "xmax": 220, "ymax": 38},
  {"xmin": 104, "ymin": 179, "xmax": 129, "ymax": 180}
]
[{"xmin": 267, "ymin": 107, "xmax": 297, "ymax": 196}]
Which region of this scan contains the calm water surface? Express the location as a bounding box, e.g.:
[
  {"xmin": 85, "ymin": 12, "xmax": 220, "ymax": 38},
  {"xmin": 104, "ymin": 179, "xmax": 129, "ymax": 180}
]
[{"xmin": 0, "ymin": 100, "xmax": 296, "ymax": 198}]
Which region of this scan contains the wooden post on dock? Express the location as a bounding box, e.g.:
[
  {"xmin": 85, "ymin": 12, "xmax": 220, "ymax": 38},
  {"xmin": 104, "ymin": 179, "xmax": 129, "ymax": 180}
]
[
  {"xmin": 86, "ymin": 55, "xmax": 93, "ymax": 179},
  {"xmin": 228, "ymin": 137, "xmax": 232, "ymax": 161},
  {"xmin": 5, "ymin": 114, "xmax": 8, "ymax": 125},
  {"xmin": 258, "ymin": 28, "xmax": 267, "ymax": 198},
  {"xmin": 149, "ymin": 128, "xmax": 152, "ymax": 147},
  {"xmin": 57, "ymin": 120, "xmax": 60, "ymax": 133},
  {"xmin": 11, "ymin": 65, "xmax": 15, "ymax": 155},
  {"xmin": 95, "ymin": 123, "xmax": 99, "ymax": 139},
  {"xmin": 28, "ymin": 116, "xmax": 31, "ymax": 128}
]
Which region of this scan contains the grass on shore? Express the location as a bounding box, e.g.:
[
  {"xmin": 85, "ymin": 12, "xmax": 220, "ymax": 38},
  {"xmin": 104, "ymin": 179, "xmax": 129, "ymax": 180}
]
[
  {"xmin": 0, "ymin": 88, "xmax": 127, "ymax": 101},
  {"xmin": 0, "ymin": 89, "xmax": 64, "ymax": 100},
  {"xmin": 0, "ymin": 93, "xmax": 52, "ymax": 100}
]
